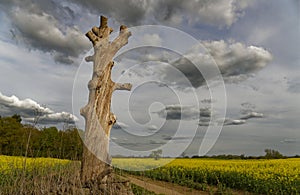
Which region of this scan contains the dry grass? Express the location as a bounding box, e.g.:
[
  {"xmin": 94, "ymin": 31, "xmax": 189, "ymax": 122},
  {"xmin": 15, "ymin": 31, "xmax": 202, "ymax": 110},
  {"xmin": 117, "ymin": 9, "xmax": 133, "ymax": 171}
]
[
  {"xmin": 0, "ymin": 156, "xmax": 135, "ymax": 195},
  {"xmin": 0, "ymin": 156, "xmax": 85, "ymax": 195}
]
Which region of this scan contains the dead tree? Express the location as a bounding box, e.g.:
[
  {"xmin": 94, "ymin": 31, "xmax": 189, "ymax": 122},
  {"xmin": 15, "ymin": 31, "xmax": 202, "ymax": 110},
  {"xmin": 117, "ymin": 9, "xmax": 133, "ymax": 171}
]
[{"xmin": 80, "ymin": 16, "xmax": 132, "ymax": 186}]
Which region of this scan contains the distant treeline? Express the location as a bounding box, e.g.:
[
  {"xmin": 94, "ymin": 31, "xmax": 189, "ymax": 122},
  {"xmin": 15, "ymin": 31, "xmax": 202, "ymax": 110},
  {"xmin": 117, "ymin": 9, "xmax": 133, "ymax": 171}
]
[
  {"xmin": 114, "ymin": 152, "xmax": 299, "ymax": 160},
  {"xmin": 1, "ymin": 115, "xmax": 297, "ymax": 161},
  {"xmin": 190, "ymin": 151, "xmax": 300, "ymax": 160},
  {"xmin": 0, "ymin": 115, "xmax": 83, "ymax": 160}
]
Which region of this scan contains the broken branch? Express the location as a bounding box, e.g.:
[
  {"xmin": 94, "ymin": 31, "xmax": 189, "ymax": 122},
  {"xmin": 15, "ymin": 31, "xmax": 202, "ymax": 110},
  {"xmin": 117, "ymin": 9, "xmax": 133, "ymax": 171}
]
[{"xmin": 114, "ymin": 83, "xmax": 132, "ymax": 91}]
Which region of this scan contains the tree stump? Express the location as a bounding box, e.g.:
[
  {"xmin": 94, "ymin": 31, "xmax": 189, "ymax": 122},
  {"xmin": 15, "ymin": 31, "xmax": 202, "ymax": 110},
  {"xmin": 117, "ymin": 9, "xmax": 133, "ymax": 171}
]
[{"xmin": 80, "ymin": 16, "xmax": 133, "ymax": 194}]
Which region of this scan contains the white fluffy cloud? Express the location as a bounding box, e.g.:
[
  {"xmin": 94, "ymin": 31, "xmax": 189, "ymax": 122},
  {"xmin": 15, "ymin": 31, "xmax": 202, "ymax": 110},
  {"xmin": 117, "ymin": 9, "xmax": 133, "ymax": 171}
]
[
  {"xmin": 24, "ymin": 112, "xmax": 78, "ymax": 124},
  {"xmin": 0, "ymin": 92, "xmax": 52, "ymax": 116},
  {"xmin": 0, "ymin": 92, "xmax": 77, "ymax": 124}
]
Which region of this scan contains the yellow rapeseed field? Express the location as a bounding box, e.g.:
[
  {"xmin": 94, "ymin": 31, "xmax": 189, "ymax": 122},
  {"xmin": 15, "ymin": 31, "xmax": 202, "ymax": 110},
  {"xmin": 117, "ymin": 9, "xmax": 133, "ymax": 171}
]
[
  {"xmin": 0, "ymin": 155, "xmax": 70, "ymax": 173},
  {"xmin": 0, "ymin": 155, "xmax": 80, "ymax": 194},
  {"xmin": 112, "ymin": 158, "xmax": 300, "ymax": 194},
  {"xmin": 1, "ymin": 156, "xmax": 299, "ymax": 194}
]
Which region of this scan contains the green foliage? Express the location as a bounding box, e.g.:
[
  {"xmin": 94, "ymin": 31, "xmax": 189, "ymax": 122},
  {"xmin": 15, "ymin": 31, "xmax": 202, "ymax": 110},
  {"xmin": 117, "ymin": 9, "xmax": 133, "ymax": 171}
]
[
  {"xmin": 130, "ymin": 183, "xmax": 162, "ymax": 195},
  {"xmin": 12, "ymin": 114, "xmax": 22, "ymax": 123},
  {"xmin": 0, "ymin": 116, "xmax": 83, "ymax": 160},
  {"xmin": 264, "ymin": 148, "xmax": 284, "ymax": 159},
  {"xmin": 149, "ymin": 149, "xmax": 162, "ymax": 160}
]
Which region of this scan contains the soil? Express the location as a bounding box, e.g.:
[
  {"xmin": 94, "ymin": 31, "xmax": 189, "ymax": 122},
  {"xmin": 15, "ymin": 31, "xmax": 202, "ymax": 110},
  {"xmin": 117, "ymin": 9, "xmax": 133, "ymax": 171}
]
[
  {"xmin": 126, "ymin": 175, "xmax": 209, "ymax": 195},
  {"xmin": 125, "ymin": 174, "xmax": 252, "ymax": 195}
]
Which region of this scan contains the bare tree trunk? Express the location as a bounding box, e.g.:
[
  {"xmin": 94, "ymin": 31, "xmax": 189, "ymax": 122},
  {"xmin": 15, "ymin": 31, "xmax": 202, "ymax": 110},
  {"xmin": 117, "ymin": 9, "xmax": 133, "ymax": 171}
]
[{"xmin": 80, "ymin": 16, "xmax": 132, "ymax": 188}]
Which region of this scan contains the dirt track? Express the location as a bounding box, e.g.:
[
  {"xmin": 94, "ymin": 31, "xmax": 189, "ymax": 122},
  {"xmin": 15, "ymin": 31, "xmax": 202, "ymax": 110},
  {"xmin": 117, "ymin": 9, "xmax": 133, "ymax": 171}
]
[{"xmin": 126, "ymin": 175, "xmax": 209, "ymax": 195}]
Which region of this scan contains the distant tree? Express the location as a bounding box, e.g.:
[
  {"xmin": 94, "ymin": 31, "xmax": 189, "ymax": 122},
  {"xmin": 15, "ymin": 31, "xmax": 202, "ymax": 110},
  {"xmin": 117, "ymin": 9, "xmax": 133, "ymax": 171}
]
[
  {"xmin": 22, "ymin": 125, "xmax": 41, "ymax": 157},
  {"xmin": 264, "ymin": 149, "xmax": 284, "ymax": 159},
  {"xmin": 60, "ymin": 128, "xmax": 83, "ymax": 160},
  {"xmin": 181, "ymin": 151, "xmax": 186, "ymax": 158},
  {"xmin": 0, "ymin": 116, "xmax": 23, "ymax": 155},
  {"xmin": 150, "ymin": 149, "xmax": 162, "ymax": 160},
  {"xmin": 39, "ymin": 127, "xmax": 60, "ymax": 158},
  {"xmin": 12, "ymin": 114, "xmax": 22, "ymax": 123}
]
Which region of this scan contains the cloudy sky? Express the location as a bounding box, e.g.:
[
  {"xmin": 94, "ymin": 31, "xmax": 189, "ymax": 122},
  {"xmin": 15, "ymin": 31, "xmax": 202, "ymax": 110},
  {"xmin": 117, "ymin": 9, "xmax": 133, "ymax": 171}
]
[{"xmin": 0, "ymin": 0, "xmax": 299, "ymax": 157}]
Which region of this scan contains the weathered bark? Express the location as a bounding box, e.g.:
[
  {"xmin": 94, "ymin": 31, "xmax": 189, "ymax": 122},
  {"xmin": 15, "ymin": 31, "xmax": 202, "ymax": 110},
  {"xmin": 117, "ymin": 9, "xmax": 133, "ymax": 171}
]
[{"xmin": 80, "ymin": 16, "xmax": 132, "ymax": 188}]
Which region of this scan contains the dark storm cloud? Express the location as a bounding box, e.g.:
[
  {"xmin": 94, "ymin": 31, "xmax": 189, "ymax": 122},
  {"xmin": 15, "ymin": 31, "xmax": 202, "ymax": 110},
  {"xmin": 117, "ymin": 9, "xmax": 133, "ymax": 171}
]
[
  {"xmin": 0, "ymin": 0, "xmax": 253, "ymax": 65},
  {"xmin": 203, "ymin": 40, "xmax": 272, "ymax": 77},
  {"xmin": 240, "ymin": 102, "xmax": 264, "ymax": 120},
  {"xmin": 0, "ymin": 0, "xmax": 89, "ymax": 64},
  {"xmin": 198, "ymin": 107, "xmax": 212, "ymax": 126},
  {"xmin": 11, "ymin": 9, "xmax": 89, "ymax": 62},
  {"xmin": 201, "ymin": 98, "xmax": 215, "ymax": 104},
  {"xmin": 198, "ymin": 117, "xmax": 212, "ymax": 127},
  {"xmin": 120, "ymin": 40, "xmax": 272, "ymax": 89},
  {"xmin": 223, "ymin": 118, "xmax": 246, "ymax": 126},
  {"xmin": 159, "ymin": 40, "xmax": 273, "ymax": 88},
  {"xmin": 163, "ymin": 136, "xmax": 191, "ymax": 141},
  {"xmin": 240, "ymin": 111, "xmax": 264, "ymax": 120},
  {"xmin": 0, "ymin": 92, "xmax": 77, "ymax": 124},
  {"xmin": 69, "ymin": 0, "xmax": 251, "ymax": 27},
  {"xmin": 198, "ymin": 103, "xmax": 265, "ymax": 127},
  {"xmin": 287, "ymin": 78, "xmax": 300, "ymax": 93},
  {"xmin": 280, "ymin": 138, "xmax": 298, "ymax": 144},
  {"xmin": 155, "ymin": 104, "xmax": 200, "ymax": 120},
  {"xmin": 149, "ymin": 139, "xmax": 165, "ymax": 145},
  {"xmin": 112, "ymin": 121, "xmax": 129, "ymax": 130},
  {"xmin": 200, "ymin": 107, "xmax": 211, "ymax": 117},
  {"xmin": 147, "ymin": 125, "xmax": 158, "ymax": 131},
  {"xmin": 67, "ymin": 0, "xmax": 147, "ymax": 25},
  {"xmin": 54, "ymin": 53, "xmax": 74, "ymax": 65},
  {"xmin": 241, "ymin": 102, "xmax": 256, "ymax": 110},
  {"xmin": 155, "ymin": 105, "xmax": 212, "ymax": 121},
  {"xmin": 198, "ymin": 118, "xmax": 247, "ymax": 127}
]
